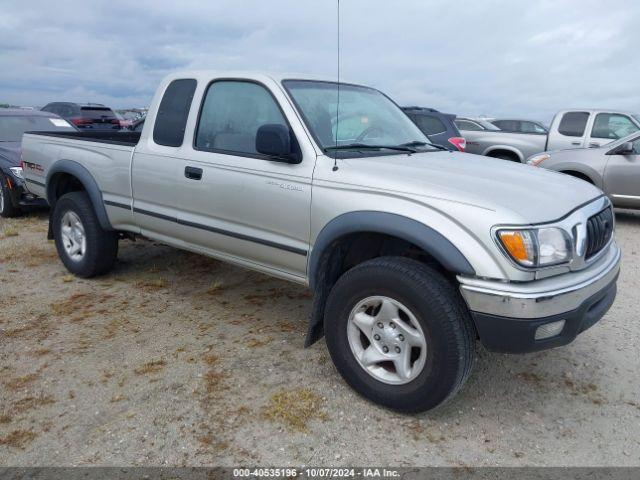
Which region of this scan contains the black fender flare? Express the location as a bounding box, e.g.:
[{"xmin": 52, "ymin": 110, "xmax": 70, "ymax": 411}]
[
  {"xmin": 308, "ymin": 211, "xmax": 475, "ymax": 289},
  {"xmin": 304, "ymin": 211, "xmax": 475, "ymax": 347},
  {"xmin": 46, "ymin": 159, "xmax": 113, "ymax": 232}
]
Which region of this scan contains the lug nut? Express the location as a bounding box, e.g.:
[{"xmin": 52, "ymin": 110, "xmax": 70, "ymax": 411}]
[
  {"xmin": 374, "ymin": 334, "xmax": 380, "ymax": 341},
  {"xmin": 395, "ymin": 346, "xmax": 401, "ymax": 353},
  {"xmin": 382, "ymin": 346, "xmax": 389, "ymax": 353},
  {"xmin": 399, "ymin": 334, "xmax": 404, "ymax": 341},
  {"xmin": 389, "ymin": 322, "xmax": 396, "ymax": 329},
  {"xmin": 377, "ymin": 322, "xmax": 384, "ymax": 329}
]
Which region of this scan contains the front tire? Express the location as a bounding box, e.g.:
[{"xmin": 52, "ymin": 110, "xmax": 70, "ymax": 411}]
[
  {"xmin": 52, "ymin": 191, "xmax": 118, "ymax": 278},
  {"xmin": 324, "ymin": 257, "xmax": 475, "ymax": 412},
  {"xmin": 0, "ymin": 174, "xmax": 21, "ymax": 218}
]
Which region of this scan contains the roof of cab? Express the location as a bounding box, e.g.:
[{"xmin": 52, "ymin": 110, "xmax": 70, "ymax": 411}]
[{"xmin": 160, "ymin": 70, "xmax": 344, "ymax": 85}]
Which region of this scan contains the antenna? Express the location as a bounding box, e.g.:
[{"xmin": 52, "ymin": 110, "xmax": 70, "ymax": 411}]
[{"xmin": 332, "ymin": 0, "xmax": 340, "ymax": 172}]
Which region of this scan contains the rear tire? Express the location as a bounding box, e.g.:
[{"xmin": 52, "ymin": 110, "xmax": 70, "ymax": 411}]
[
  {"xmin": 0, "ymin": 174, "xmax": 21, "ymax": 218},
  {"xmin": 324, "ymin": 256, "xmax": 475, "ymax": 413},
  {"xmin": 52, "ymin": 191, "xmax": 118, "ymax": 278}
]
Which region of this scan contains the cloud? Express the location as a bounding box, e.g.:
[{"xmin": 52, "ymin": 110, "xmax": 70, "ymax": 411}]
[{"xmin": 0, "ymin": 0, "xmax": 638, "ymax": 122}]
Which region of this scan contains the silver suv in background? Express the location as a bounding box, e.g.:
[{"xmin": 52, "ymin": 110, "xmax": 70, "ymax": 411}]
[
  {"xmin": 529, "ymin": 132, "xmax": 640, "ymax": 209},
  {"xmin": 456, "ymin": 109, "xmax": 640, "ymax": 163},
  {"xmin": 489, "ymin": 119, "xmax": 548, "ymax": 134}
]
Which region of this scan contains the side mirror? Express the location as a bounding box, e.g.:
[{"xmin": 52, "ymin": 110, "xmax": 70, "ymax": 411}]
[
  {"xmin": 608, "ymin": 141, "xmax": 634, "ymax": 155},
  {"xmin": 256, "ymin": 124, "xmax": 300, "ymax": 163}
]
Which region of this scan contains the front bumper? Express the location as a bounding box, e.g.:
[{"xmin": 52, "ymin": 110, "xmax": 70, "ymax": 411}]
[{"xmin": 458, "ymin": 242, "xmax": 621, "ymax": 353}]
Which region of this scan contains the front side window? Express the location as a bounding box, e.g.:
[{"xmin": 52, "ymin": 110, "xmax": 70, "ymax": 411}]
[
  {"xmin": 591, "ymin": 113, "xmax": 639, "ymax": 140},
  {"xmin": 558, "ymin": 112, "xmax": 589, "ymax": 137},
  {"xmin": 521, "ymin": 121, "xmax": 547, "ymax": 134},
  {"xmin": 195, "ymin": 81, "xmax": 288, "ymax": 156},
  {"xmin": 283, "ymin": 80, "xmax": 431, "ymax": 155},
  {"xmin": 153, "ymin": 78, "xmax": 197, "ymax": 147}
]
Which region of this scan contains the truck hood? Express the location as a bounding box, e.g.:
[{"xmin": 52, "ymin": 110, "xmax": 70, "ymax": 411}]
[
  {"xmin": 0, "ymin": 142, "xmax": 21, "ymax": 169},
  {"xmin": 339, "ymin": 151, "xmax": 602, "ymax": 224}
]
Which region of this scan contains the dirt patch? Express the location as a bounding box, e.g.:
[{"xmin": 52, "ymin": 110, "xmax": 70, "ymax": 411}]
[{"xmin": 1, "ymin": 210, "xmax": 639, "ymax": 466}]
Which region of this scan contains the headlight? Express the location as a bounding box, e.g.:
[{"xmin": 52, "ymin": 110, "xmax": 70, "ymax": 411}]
[
  {"xmin": 497, "ymin": 227, "xmax": 572, "ymax": 268},
  {"xmin": 9, "ymin": 166, "xmax": 23, "ymax": 179},
  {"xmin": 527, "ymin": 153, "xmax": 550, "ymax": 166}
]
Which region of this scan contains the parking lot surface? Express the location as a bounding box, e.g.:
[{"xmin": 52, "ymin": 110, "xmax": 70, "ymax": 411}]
[{"xmin": 0, "ymin": 211, "xmax": 639, "ymax": 466}]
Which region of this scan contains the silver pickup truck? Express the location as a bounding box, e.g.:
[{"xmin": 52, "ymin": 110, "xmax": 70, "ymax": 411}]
[
  {"xmin": 457, "ymin": 110, "xmax": 640, "ymax": 162},
  {"xmin": 22, "ymin": 72, "xmax": 621, "ymax": 412}
]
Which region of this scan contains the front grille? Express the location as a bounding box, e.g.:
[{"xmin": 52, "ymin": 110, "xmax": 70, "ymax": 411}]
[{"xmin": 585, "ymin": 207, "xmax": 613, "ymax": 259}]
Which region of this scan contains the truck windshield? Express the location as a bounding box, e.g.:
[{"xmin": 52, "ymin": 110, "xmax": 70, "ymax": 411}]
[
  {"xmin": 0, "ymin": 115, "xmax": 75, "ymax": 142},
  {"xmin": 283, "ymin": 80, "xmax": 437, "ymax": 156}
]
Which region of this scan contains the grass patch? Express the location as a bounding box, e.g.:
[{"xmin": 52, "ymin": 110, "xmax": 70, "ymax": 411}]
[
  {"xmin": 262, "ymin": 388, "xmax": 327, "ymax": 432},
  {"xmin": 3, "ymin": 318, "xmax": 52, "ymax": 341},
  {"xmin": 0, "ymin": 430, "xmax": 37, "ymax": 449},
  {"xmin": 1, "ymin": 228, "xmax": 18, "ymax": 238},
  {"xmin": 12, "ymin": 394, "xmax": 55, "ymax": 414},
  {"xmin": 4, "ymin": 373, "xmax": 39, "ymax": 392},
  {"xmin": 134, "ymin": 359, "xmax": 166, "ymax": 375},
  {"xmin": 206, "ymin": 281, "xmax": 225, "ymax": 295},
  {"xmin": 247, "ymin": 337, "xmax": 273, "ymax": 348}
]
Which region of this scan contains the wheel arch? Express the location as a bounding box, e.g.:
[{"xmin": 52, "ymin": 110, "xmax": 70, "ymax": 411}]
[
  {"xmin": 46, "ymin": 159, "xmax": 113, "ymax": 233},
  {"xmin": 308, "ymin": 211, "xmax": 475, "ymax": 289},
  {"xmin": 483, "ymin": 146, "xmax": 523, "ymax": 162},
  {"xmin": 559, "ymin": 169, "xmax": 596, "ymax": 185},
  {"xmin": 304, "ymin": 211, "xmax": 476, "ymax": 347}
]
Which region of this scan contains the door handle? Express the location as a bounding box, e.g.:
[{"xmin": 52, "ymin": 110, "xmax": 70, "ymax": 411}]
[
  {"xmin": 588, "ymin": 142, "xmax": 600, "ymax": 148},
  {"xmin": 184, "ymin": 166, "xmax": 203, "ymax": 180},
  {"xmin": 571, "ymin": 141, "xmax": 581, "ymax": 146}
]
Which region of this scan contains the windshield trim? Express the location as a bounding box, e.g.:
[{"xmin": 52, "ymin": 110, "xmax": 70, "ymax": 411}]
[{"xmin": 281, "ymin": 78, "xmax": 432, "ymax": 158}]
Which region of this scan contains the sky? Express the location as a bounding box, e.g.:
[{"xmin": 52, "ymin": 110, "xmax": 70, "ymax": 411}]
[{"xmin": 1, "ymin": 0, "xmax": 639, "ymax": 123}]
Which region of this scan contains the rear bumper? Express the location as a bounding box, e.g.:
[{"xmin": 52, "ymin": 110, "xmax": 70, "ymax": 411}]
[{"xmin": 458, "ymin": 242, "xmax": 620, "ymax": 353}]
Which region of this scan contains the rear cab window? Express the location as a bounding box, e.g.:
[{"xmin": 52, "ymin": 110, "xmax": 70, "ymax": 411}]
[
  {"xmin": 153, "ymin": 78, "xmax": 197, "ymax": 147},
  {"xmin": 558, "ymin": 112, "xmax": 589, "ymax": 137}
]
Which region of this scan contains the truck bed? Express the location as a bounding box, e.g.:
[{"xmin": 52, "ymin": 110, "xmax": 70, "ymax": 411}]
[{"xmin": 27, "ymin": 130, "xmax": 141, "ymax": 147}]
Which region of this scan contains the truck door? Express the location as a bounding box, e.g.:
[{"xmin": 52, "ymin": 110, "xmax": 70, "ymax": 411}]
[
  {"xmin": 175, "ymin": 79, "xmax": 315, "ymax": 280},
  {"xmin": 131, "ymin": 78, "xmax": 197, "ymax": 242},
  {"xmin": 548, "ymin": 111, "xmax": 590, "ymax": 150},
  {"xmin": 587, "ymin": 112, "xmax": 640, "ymax": 148},
  {"xmin": 604, "ymin": 135, "xmax": 640, "ymax": 209}
]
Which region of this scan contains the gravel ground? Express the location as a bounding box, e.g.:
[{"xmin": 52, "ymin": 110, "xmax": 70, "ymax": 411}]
[{"xmin": 0, "ymin": 210, "xmax": 638, "ymax": 467}]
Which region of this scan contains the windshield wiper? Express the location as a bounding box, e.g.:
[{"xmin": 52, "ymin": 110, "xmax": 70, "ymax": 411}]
[
  {"xmin": 400, "ymin": 140, "xmax": 447, "ymax": 151},
  {"xmin": 324, "ymin": 143, "xmax": 417, "ymax": 153}
]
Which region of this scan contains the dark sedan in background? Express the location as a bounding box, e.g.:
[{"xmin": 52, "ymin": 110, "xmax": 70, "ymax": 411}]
[
  {"xmin": 402, "ymin": 106, "xmax": 466, "ymax": 151},
  {"xmin": 0, "ymin": 109, "xmax": 76, "ymax": 217},
  {"xmin": 41, "ymin": 102, "xmax": 120, "ymax": 130}
]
